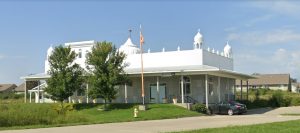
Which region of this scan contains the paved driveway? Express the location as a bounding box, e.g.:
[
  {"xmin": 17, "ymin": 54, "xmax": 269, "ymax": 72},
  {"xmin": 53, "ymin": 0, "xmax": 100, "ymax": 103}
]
[{"xmin": 2, "ymin": 106, "xmax": 300, "ymax": 133}]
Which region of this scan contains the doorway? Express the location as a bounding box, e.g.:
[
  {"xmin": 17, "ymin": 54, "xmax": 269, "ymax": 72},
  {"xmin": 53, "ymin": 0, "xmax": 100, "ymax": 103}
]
[{"xmin": 150, "ymin": 83, "xmax": 166, "ymax": 103}]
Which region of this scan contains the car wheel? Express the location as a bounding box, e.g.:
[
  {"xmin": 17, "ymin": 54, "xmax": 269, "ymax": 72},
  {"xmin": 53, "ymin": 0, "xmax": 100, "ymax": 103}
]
[{"xmin": 228, "ymin": 109, "xmax": 233, "ymax": 116}]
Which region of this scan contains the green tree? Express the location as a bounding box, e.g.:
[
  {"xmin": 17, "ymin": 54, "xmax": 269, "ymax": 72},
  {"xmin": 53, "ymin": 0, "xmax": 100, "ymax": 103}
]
[
  {"xmin": 86, "ymin": 41, "xmax": 127, "ymax": 109},
  {"xmin": 45, "ymin": 45, "xmax": 84, "ymax": 114}
]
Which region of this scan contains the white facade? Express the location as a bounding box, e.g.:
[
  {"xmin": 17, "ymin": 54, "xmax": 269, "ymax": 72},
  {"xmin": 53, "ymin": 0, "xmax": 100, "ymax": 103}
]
[{"xmin": 24, "ymin": 30, "xmax": 252, "ymax": 105}]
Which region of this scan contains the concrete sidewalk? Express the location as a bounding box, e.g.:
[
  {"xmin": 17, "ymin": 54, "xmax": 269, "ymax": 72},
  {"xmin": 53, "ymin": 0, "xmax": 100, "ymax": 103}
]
[{"xmin": 1, "ymin": 106, "xmax": 300, "ymax": 133}]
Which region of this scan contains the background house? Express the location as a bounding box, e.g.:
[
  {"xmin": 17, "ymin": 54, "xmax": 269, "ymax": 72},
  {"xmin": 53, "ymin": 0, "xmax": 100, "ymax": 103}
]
[
  {"xmin": 14, "ymin": 83, "xmax": 25, "ymax": 94},
  {"xmin": 236, "ymin": 74, "xmax": 293, "ymax": 92},
  {"xmin": 0, "ymin": 84, "xmax": 17, "ymax": 93}
]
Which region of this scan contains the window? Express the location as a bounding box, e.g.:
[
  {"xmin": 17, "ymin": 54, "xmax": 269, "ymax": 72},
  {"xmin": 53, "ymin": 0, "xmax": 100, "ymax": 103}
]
[
  {"xmin": 180, "ymin": 76, "xmax": 191, "ymax": 95},
  {"xmin": 78, "ymin": 49, "xmax": 82, "ymax": 58}
]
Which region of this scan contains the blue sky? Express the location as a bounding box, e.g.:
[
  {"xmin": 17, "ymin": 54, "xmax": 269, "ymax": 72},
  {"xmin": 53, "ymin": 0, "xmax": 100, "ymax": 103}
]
[{"xmin": 1, "ymin": 1, "xmax": 300, "ymax": 84}]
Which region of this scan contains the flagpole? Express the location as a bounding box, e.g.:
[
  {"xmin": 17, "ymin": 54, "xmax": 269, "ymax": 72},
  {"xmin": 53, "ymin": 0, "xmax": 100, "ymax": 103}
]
[{"xmin": 140, "ymin": 25, "xmax": 145, "ymax": 105}]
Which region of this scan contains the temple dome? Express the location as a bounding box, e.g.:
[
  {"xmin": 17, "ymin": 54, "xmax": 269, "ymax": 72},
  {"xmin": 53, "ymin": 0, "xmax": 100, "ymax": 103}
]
[
  {"xmin": 47, "ymin": 46, "xmax": 54, "ymax": 57},
  {"xmin": 119, "ymin": 38, "xmax": 140, "ymax": 55},
  {"xmin": 193, "ymin": 29, "xmax": 203, "ymax": 49},
  {"xmin": 224, "ymin": 41, "xmax": 232, "ymax": 58},
  {"xmin": 194, "ymin": 31, "xmax": 203, "ymax": 45}
]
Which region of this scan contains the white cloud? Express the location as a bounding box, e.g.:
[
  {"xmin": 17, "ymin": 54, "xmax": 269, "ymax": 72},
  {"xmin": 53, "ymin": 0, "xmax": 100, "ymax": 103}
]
[
  {"xmin": 227, "ymin": 29, "xmax": 300, "ymax": 45},
  {"xmin": 252, "ymin": 1, "xmax": 300, "ymax": 18},
  {"xmin": 245, "ymin": 14, "xmax": 275, "ymax": 27},
  {"xmin": 235, "ymin": 48, "xmax": 300, "ymax": 80},
  {"xmin": 224, "ymin": 27, "xmax": 238, "ymax": 32}
]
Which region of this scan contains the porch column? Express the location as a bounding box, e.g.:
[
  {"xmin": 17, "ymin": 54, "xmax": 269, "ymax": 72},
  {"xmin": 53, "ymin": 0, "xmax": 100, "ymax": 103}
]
[
  {"xmin": 86, "ymin": 84, "xmax": 89, "ymax": 103},
  {"xmin": 205, "ymin": 74, "xmax": 208, "ymax": 109},
  {"xmin": 181, "ymin": 75, "xmax": 184, "ymax": 104},
  {"xmin": 240, "ymin": 80, "xmax": 243, "ymax": 100},
  {"xmin": 29, "ymin": 91, "xmax": 32, "ymax": 103},
  {"xmin": 124, "ymin": 83, "xmax": 128, "ymax": 103},
  {"xmin": 35, "ymin": 92, "xmax": 38, "ymax": 103},
  {"xmin": 156, "ymin": 77, "xmax": 160, "ymax": 103},
  {"xmin": 37, "ymin": 80, "xmax": 40, "ymax": 103},
  {"xmin": 24, "ymin": 80, "xmax": 27, "ymax": 103},
  {"xmin": 246, "ymin": 80, "xmax": 249, "ymax": 101},
  {"xmin": 218, "ymin": 77, "xmax": 221, "ymax": 102},
  {"xmin": 234, "ymin": 80, "xmax": 236, "ymax": 100}
]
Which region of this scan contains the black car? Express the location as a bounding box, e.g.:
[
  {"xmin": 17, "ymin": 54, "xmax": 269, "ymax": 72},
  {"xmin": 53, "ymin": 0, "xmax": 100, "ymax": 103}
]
[{"xmin": 210, "ymin": 101, "xmax": 247, "ymax": 115}]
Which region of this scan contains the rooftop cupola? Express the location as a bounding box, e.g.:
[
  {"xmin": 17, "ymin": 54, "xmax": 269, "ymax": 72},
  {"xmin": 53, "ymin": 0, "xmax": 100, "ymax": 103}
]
[
  {"xmin": 224, "ymin": 41, "xmax": 232, "ymax": 58},
  {"xmin": 119, "ymin": 29, "xmax": 141, "ymax": 55},
  {"xmin": 193, "ymin": 29, "xmax": 203, "ymax": 49},
  {"xmin": 46, "ymin": 45, "xmax": 54, "ymax": 59}
]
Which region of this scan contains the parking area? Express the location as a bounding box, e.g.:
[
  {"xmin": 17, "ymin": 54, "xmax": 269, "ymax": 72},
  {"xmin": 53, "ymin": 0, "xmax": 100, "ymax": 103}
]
[{"xmin": 1, "ymin": 106, "xmax": 300, "ymax": 133}]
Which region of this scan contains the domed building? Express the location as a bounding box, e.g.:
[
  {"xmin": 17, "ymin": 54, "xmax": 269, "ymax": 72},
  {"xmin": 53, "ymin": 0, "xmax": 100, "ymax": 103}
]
[
  {"xmin": 119, "ymin": 37, "xmax": 140, "ymax": 55},
  {"xmin": 22, "ymin": 29, "xmax": 253, "ymax": 108}
]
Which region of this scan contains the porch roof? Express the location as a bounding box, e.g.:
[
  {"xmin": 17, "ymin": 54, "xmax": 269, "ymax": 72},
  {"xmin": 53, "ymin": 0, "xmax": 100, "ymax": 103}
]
[
  {"xmin": 125, "ymin": 65, "xmax": 255, "ymax": 80},
  {"xmin": 21, "ymin": 65, "xmax": 255, "ymax": 81},
  {"xmin": 21, "ymin": 73, "xmax": 50, "ymax": 81}
]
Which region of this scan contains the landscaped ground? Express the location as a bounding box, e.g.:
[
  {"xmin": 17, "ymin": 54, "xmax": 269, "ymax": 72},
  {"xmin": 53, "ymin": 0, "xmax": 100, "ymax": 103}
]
[
  {"xmin": 171, "ymin": 119, "xmax": 300, "ymax": 133},
  {"xmin": 0, "ymin": 103, "xmax": 202, "ymax": 130},
  {"xmin": 2, "ymin": 106, "xmax": 300, "ymax": 133},
  {"xmin": 235, "ymin": 89, "xmax": 300, "ymax": 109}
]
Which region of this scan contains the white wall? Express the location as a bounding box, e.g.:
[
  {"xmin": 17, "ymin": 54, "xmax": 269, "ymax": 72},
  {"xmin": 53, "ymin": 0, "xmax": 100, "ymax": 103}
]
[{"xmin": 202, "ymin": 50, "xmax": 233, "ymax": 70}]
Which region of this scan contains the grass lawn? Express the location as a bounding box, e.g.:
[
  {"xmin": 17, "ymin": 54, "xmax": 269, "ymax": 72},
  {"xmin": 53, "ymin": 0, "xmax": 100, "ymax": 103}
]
[
  {"xmin": 170, "ymin": 119, "xmax": 300, "ymax": 133},
  {"xmin": 0, "ymin": 103, "xmax": 202, "ymax": 130}
]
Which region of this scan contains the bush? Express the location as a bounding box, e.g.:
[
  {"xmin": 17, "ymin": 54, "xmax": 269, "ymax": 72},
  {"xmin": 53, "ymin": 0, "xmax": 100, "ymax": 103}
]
[
  {"xmin": 268, "ymin": 91, "xmax": 292, "ymax": 107},
  {"xmin": 238, "ymin": 99, "xmax": 269, "ymax": 109},
  {"xmin": 0, "ymin": 93, "xmax": 24, "ymax": 100},
  {"xmin": 291, "ymin": 97, "xmax": 300, "ymax": 106},
  {"xmin": 191, "ymin": 103, "xmax": 207, "ymax": 114}
]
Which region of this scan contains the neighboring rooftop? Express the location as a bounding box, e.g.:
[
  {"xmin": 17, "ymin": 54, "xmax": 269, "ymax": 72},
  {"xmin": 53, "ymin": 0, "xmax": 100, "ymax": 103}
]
[
  {"xmin": 236, "ymin": 74, "xmax": 290, "ymax": 85},
  {"xmin": 14, "ymin": 83, "xmax": 25, "ymax": 92},
  {"xmin": 0, "ymin": 84, "xmax": 17, "ymax": 92}
]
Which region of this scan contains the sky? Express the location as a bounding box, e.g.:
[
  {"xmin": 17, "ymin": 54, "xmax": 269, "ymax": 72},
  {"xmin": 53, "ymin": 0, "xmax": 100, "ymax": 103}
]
[{"xmin": 0, "ymin": 0, "xmax": 300, "ymax": 85}]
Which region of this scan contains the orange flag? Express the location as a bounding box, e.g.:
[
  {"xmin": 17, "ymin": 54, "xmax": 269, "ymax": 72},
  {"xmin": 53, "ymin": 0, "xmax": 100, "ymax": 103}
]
[
  {"xmin": 140, "ymin": 25, "xmax": 144, "ymax": 45},
  {"xmin": 140, "ymin": 32, "xmax": 144, "ymax": 45}
]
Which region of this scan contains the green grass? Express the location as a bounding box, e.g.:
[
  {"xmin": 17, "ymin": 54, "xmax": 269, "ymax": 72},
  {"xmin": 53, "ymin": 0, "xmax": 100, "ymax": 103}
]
[
  {"xmin": 171, "ymin": 119, "xmax": 300, "ymax": 133},
  {"xmin": 0, "ymin": 103, "xmax": 202, "ymax": 130}
]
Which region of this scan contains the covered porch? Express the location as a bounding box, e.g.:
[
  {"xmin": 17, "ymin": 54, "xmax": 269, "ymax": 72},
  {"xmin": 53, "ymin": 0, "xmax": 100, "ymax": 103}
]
[{"xmin": 121, "ymin": 65, "xmax": 254, "ymax": 108}]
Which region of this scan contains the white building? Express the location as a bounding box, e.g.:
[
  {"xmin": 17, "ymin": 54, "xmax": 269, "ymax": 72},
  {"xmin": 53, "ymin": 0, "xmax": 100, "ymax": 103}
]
[{"xmin": 22, "ymin": 30, "xmax": 253, "ymax": 108}]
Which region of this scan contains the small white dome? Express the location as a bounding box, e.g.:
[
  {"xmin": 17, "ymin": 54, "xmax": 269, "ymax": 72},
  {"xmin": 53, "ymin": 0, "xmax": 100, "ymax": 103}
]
[
  {"xmin": 119, "ymin": 38, "xmax": 140, "ymax": 55},
  {"xmin": 193, "ymin": 31, "xmax": 203, "ymax": 45},
  {"xmin": 47, "ymin": 46, "xmax": 54, "ymax": 57},
  {"xmin": 224, "ymin": 41, "xmax": 232, "ymax": 58}
]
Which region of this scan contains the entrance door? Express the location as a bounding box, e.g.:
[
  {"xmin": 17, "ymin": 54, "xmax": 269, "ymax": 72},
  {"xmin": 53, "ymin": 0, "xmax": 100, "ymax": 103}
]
[
  {"xmin": 159, "ymin": 85, "xmax": 166, "ymax": 103},
  {"xmin": 150, "ymin": 84, "xmax": 166, "ymax": 103}
]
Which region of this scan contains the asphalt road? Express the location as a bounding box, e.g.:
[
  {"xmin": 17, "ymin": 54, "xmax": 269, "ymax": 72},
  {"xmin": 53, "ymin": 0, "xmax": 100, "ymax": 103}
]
[{"xmin": 1, "ymin": 106, "xmax": 300, "ymax": 133}]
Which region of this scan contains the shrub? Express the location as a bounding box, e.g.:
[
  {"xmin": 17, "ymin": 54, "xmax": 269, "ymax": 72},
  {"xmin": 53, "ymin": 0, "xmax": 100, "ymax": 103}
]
[
  {"xmin": 259, "ymin": 88, "xmax": 269, "ymax": 95},
  {"xmin": 52, "ymin": 103, "xmax": 74, "ymax": 115},
  {"xmin": 268, "ymin": 91, "xmax": 292, "ymax": 107},
  {"xmin": 291, "ymin": 97, "xmax": 300, "ymax": 106},
  {"xmin": 191, "ymin": 103, "xmax": 207, "ymax": 114}
]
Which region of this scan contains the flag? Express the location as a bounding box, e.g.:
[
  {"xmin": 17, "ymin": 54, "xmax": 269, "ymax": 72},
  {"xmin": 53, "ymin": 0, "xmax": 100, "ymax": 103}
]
[
  {"xmin": 140, "ymin": 32, "xmax": 144, "ymax": 45},
  {"xmin": 140, "ymin": 25, "xmax": 144, "ymax": 45}
]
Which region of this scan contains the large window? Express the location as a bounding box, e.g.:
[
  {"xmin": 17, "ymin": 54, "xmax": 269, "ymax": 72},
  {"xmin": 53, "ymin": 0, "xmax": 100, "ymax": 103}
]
[{"xmin": 180, "ymin": 76, "xmax": 191, "ymax": 95}]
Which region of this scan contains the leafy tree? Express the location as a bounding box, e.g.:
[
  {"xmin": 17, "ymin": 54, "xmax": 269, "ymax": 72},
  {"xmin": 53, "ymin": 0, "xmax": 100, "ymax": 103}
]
[
  {"xmin": 45, "ymin": 45, "xmax": 84, "ymax": 114},
  {"xmin": 86, "ymin": 41, "xmax": 127, "ymax": 109}
]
